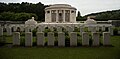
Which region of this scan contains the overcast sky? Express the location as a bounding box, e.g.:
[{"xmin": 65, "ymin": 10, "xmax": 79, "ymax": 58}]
[{"xmin": 0, "ymin": 0, "xmax": 120, "ymax": 16}]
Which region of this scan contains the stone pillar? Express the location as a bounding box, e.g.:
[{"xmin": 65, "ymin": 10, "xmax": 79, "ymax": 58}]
[
  {"xmin": 25, "ymin": 32, "xmax": 32, "ymax": 47},
  {"xmin": 48, "ymin": 32, "xmax": 55, "ymax": 46},
  {"xmin": 58, "ymin": 32, "xmax": 65, "ymax": 47},
  {"xmin": 13, "ymin": 32, "xmax": 20, "ymax": 46},
  {"xmin": 36, "ymin": 32, "xmax": 44, "ymax": 46},
  {"xmin": 70, "ymin": 32, "xmax": 77, "ymax": 46},
  {"xmin": 92, "ymin": 32, "xmax": 100, "ymax": 46},
  {"xmin": 63, "ymin": 10, "xmax": 65, "ymax": 22},
  {"xmin": 82, "ymin": 32, "xmax": 89, "ymax": 46},
  {"xmin": 56, "ymin": 10, "xmax": 58, "ymax": 22},
  {"xmin": 7, "ymin": 27, "xmax": 12, "ymax": 35},
  {"xmin": 0, "ymin": 27, "xmax": 3, "ymax": 36},
  {"xmin": 103, "ymin": 32, "xmax": 110, "ymax": 46},
  {"xmin": 108, "ymin": 26, "xmax": 113, "ymax": 35}
]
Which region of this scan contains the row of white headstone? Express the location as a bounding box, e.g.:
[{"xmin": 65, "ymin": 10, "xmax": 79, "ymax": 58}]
[
  {"xmin": 0, "ymin": 26, "xmax": 113, "ymax": 36},
  {"xmin": 13, "ymin": 32, "xmax": 111, "ymax": 47}
]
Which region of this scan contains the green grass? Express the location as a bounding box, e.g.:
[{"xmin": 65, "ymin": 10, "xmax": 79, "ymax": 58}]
[{"xmin": 0, "ymin": 36, "xmax": 120, "ymax": 59}]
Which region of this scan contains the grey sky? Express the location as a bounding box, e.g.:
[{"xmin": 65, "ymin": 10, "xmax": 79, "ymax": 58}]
[{"xmin": 0, "ymin": 0, "xmax": 120, "ymax": 16}]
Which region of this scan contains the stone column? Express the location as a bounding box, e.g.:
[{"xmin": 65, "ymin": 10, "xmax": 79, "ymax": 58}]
[
  {"xmin": 36, "ymin": 32, "xmax": 44, "ymax": 46},
  {"xmin": 13, "ymin": 32, "xmax": 20, "ymax": 46},
  {"xmin": 103, "ymin": 32, "xmax": 110, "ymax": 46},
  {"xmin": 48, "ymin": 32, "xmax": 55, "ymax": 46},
  {"xmin": 63, "ymin": 10, "xmax": 65, "ymax": 22},
  {"xmin": 70, "ymin": 32, "xmax": 77, "ymax": 46},
  {"xmin": 58, "ymin": 32, "xmax": 65, "ymax": 47},
  {"xmin": 82, "ymin": 32, "xmax": 89, "ymax": 46},
  {"xmin": 0, "ymin": 27, "xmax": 3, "ymax": 36},
  {"xmin": 92, "ymin": 32, "xmax": 99, "ymax": 46},
  {"xmin": 108, "ymin": 26, "xmax": 113, "ymax": 35},
  {"xmin": 25, "ymin": 32, "xmax": 32, "ymax": 47},
  {"xmin": 56, "ymin": 10, "xmax": 58, "ymax": 22}
]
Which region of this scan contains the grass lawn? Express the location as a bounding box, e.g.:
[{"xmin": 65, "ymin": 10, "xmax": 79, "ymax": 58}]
[{"xmin": 0, "ymin": 36, "xmax": 120, "ymax": 59}]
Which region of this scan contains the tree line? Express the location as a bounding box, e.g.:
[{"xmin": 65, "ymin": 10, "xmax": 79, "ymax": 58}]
[
  {"xmin": 77, "ymin": 9, "xmax": 120, "ymax": 21},
  {"xmin": 0, "ymin": 2, "xmax": 120, "ymax": 21},
  {"xmin": 0, "ymin": 2, "xmax": 48, "ymax": 21}
]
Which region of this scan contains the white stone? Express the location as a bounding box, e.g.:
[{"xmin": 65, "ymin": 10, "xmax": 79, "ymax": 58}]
[
  {"xmin": 13, "ymin": 32, "xmax": 20, "ymax": 46},
  {"xmin": 25, "ymin": 32, "xmax": 33, "ymax": 46},
  {"xmin": 48, "ymin": 32, "xmax": 55, "ymax": 46},
  {"xmin": 92, "ymin": 32, "xmax": 100, "ymax": 46},
  {"xmin": 70, "ymin": 32, "xmax": 77, "ymax": 46},
  {"xmin": 103, "ymin": 32, "xmax": 110, "ymax": 45},
  {"xmin": 82, "ymin": 32, "xmax": 89, "ymax": 46},
  {"xmin": 36, "ymin": 32, "xmax": 44, "ymax": 46},
  {"xmin": 58, "ymin": 32, "xmax": 65, "ymax": 47}
]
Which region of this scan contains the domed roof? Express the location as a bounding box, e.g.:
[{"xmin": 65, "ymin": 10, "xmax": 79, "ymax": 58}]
[
  {"xmin": 45, "ymin": 4, "xmax": 76, "ymax": 10},
  {"xmin": 84, "ymin": 17, "xmax": 97, "ymax": 24},
  {"xmin": 25, "ymin": 17, "xmax": 37, "ymax": 25}
]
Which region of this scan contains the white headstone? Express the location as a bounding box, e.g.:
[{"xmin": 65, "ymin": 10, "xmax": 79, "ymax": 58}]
[
  {"xmin": 13, "ymin": 32, "xmax": 20, "ymax": 46},
  {"xmin": 92, "ymin": 32, "xmax": 100, "ymax": 46},
  {"xmin": 48, "ymin": 32, "xmax": 55, "ymax": 46},
  {"xmin": 82, "ymin": 32, "xmax": 89, "ymax": 46},
  {"xmin": 70, "ymin": 32, "xmax": 77, "ymax": 46},
  {"xmin": 103, "ymin": 32, "xmax": 110, "ymax": 45},
  {"xmin": 58, "ymin": 32, "xmax": 65, "ymax": 47},
  {"xmin": 25, "ymin": 32, "xmax": 33, "ymax": 46},
  {"xmin": 36, "ymin": 32, "xmax": 44, "ymax": 46}
]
